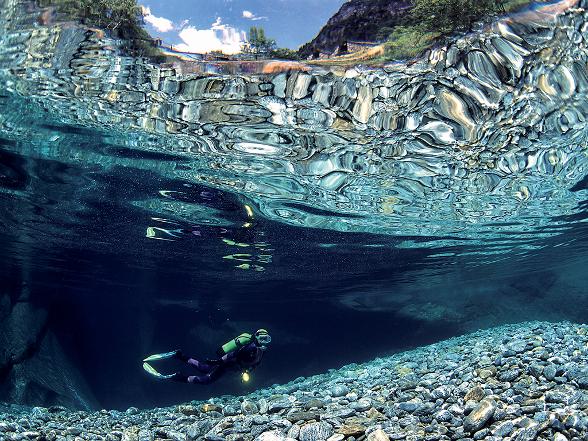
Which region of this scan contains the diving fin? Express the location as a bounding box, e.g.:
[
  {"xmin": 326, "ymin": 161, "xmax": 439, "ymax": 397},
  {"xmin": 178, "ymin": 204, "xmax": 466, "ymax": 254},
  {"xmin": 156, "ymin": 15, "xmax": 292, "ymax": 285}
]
[
  {"xmin": 143, "ymin": 350, "xmax": 178, "ymax": 362},
  {"xmin": 142, "ymin": 362, "xmax": 175, "ymax": 379}
]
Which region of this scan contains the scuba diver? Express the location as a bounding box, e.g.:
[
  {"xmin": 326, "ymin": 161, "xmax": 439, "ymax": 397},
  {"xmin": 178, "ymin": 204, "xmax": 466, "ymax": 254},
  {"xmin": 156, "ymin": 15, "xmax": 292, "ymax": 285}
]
[{"xmin": 143, "ymin": 329, "xmax": 271, "ymax": 384}]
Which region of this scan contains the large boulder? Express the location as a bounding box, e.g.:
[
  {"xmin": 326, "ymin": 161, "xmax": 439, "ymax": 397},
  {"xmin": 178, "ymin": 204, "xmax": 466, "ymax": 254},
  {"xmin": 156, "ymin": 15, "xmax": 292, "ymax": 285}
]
[
  {"xmin": 0, "ymin": 296, "xmax": 98, "ymax": 410},
  {"xmin": 1, "ymin": 330, "xmax": 99, "ymax": 410}
]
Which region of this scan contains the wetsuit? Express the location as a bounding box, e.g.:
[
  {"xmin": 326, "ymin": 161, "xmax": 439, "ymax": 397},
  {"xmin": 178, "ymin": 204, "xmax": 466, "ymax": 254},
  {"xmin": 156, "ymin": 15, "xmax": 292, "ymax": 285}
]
[{"xmin": 172, "ymin": 342, "xmax": 264, "ymax": 384}]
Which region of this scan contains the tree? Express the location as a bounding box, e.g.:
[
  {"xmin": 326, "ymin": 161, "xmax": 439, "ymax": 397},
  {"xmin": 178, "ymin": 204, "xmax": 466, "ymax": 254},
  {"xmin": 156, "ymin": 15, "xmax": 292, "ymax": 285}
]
[
  {"xmin": 38, "ymin": 0, "xmax": 165, "ymax": 61},
  {"xmin": 247, "ymin": 26, "xmax": 276, "ymax": 56}
]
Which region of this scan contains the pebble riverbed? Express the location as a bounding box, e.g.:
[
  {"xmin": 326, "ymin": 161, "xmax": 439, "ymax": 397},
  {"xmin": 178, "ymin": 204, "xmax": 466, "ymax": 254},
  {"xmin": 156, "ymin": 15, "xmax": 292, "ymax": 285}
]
[{"xmin": 2, "ymin": 321, "xmax": 588, "ymax": 441}]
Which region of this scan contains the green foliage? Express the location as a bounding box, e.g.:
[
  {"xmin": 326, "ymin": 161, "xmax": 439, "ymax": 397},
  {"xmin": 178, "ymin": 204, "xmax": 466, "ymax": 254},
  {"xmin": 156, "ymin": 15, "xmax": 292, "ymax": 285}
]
[
  {"xmin": 247, "ymin": 26, "xmax": 277, "ymax": 55},
  {"xmin": 375, "ymin": 26, "xmax": 397, "ymax": 42},
  {"xmin": 411, "ymin": 0, "xmax": 499, "ymax": 33},
  {"xmin": 373, "ymin": 0, "xmax": 531, "ymax": 62},
  {"xmin": 269, "ymin": 48, "xmax": 301, "ymax": 60},
  {"xmin": 380, "ymin": 26, "xmax": 440, "ymax": 60},
  {"xmin": 37, "ymin": 0, "xmax": 166, "ymax": 61}
]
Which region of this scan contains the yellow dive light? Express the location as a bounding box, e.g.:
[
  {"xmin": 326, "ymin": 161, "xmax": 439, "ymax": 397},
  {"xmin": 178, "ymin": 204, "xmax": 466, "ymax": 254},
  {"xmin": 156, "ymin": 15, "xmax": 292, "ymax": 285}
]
[{"xmin": 241, "ymin": 371, "xmax": 250, "ymax": 383}]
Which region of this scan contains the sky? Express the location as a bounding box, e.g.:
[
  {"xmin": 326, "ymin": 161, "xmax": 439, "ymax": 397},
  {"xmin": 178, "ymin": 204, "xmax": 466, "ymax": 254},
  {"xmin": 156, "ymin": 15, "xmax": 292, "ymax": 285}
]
[{"xmin": 141, "ymin": 0, "xmax": 345, "ymax": 54}]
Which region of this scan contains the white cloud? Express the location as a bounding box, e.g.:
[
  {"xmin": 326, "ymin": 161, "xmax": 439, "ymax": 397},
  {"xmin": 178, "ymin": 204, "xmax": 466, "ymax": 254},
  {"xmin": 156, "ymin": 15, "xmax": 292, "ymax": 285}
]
[
  {"xmin": 242, "ymin": 10, "xmax": 267, "ymax": 21},
  {"xmin": 175, "ymin": 18, "xmax": 246, "ymax": 55},
  {"xmin": 142, "ymin": 6, "xmax": 174, "ymax": 33}
]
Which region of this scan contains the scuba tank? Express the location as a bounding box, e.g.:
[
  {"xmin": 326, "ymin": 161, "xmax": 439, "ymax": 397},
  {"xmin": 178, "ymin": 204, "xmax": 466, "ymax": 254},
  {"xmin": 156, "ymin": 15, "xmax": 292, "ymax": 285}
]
[{"xmin": 217, "ymin": 333, "xmax": 253, "ymax": 356}]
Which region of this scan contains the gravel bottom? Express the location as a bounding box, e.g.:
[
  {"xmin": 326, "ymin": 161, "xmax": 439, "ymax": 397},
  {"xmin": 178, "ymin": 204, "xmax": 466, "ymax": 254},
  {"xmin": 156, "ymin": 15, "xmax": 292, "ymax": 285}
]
[{"xmin": 2, "ymin": 321, "xmax": 588, "ymax": 441}]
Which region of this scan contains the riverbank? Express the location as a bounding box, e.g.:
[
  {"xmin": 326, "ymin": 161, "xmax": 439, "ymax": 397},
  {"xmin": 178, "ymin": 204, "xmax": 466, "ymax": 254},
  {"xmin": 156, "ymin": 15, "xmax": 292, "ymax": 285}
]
[{"xmin": 1, "ymin": 321, "xmax": 588, "ymax": 440}]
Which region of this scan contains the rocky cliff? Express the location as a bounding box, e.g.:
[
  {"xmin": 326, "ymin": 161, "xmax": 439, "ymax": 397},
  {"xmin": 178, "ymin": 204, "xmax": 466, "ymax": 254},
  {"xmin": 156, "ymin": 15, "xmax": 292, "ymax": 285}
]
[{"xmin": 298, "ymin": 0, "xmax": 412, "ymax": 58}]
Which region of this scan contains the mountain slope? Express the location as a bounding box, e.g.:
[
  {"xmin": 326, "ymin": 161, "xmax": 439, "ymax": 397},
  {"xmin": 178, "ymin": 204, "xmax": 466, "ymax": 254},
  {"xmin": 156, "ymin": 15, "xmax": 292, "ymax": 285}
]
[{"xmin": 298, "ymin": 0, "xmax": 412, "ymax": 58}]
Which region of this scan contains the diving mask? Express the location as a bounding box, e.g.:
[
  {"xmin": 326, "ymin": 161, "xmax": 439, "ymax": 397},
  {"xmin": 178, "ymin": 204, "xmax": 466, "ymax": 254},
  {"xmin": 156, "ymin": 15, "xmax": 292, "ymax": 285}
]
[{"xmin": 255, "ymin": 329, "xmax": 271, "ymax": 346}]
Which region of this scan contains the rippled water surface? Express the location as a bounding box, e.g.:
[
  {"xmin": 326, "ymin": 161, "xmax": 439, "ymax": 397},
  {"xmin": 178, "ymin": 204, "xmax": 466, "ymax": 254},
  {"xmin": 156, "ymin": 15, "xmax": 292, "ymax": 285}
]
[{"xmin": 1, "ymin": 0, "xmax": 588, "ymax": 409}]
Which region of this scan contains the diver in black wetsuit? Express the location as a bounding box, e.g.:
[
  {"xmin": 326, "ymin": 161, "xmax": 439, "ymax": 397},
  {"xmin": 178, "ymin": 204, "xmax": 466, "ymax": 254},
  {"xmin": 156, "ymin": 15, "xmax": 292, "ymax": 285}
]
[{"xmin": 142, "ymin": 329, "xmax": 271, "ymax": 384}]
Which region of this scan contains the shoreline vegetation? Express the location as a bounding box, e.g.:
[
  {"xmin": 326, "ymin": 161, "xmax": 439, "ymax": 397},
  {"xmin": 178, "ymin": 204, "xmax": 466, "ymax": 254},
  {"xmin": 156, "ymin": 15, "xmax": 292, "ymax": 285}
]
[
  {"xmin": 37, "ymin": 0, "xmax": 533, "ymax": 66},
  {"xmin": 374, "ymin": 0, "xmax": 533, "ymax": 62},
  {"xmin": 37, "ymin": 0, "xmax": 167, "ymax": 62},
  {"xmin": 307, "ymin": 0, "xmax": 533, "ymax": 65}
]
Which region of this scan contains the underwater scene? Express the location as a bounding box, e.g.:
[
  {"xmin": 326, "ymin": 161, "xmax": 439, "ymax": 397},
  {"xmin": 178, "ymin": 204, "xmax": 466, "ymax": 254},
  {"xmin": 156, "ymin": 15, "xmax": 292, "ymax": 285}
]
[{"xmin": 1, "ymin": 0, "xmax": 588, "ymax": 439}]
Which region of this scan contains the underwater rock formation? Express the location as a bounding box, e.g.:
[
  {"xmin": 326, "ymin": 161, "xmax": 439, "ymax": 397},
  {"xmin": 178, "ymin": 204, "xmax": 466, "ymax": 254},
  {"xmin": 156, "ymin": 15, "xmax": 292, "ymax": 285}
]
[{"xmin": 0, "ymin": 291, "xmax": 98, "ymax": 410}]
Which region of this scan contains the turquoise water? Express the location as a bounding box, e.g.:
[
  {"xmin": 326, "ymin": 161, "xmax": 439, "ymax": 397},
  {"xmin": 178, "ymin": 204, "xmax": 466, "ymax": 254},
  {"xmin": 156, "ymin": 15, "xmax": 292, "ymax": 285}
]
[{"xmin": 0, "ymin": 0, "xmax": 587, "ymax": 410}]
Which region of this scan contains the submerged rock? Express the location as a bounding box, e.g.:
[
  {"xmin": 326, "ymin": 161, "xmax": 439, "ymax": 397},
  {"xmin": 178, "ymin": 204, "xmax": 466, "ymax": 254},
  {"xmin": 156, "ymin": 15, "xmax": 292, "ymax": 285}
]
[
  {"xmin": 299, "ymin": 422, "xmax": 334, "ymax": 441},
  {"xmin": 463, "ymin": 398, "xmax": 497, "ymax": 433}
]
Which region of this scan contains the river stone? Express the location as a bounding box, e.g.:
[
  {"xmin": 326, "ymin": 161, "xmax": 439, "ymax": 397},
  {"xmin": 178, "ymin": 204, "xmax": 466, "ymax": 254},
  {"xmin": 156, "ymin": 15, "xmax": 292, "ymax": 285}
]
[
  {"xmin": 138, "ymin": 430, "xmax": 153, "ymax": 441},
  {"xmin": 563, "ymin": 414, "xmax": 588, "ymax": 430},
  {"xmin": 463, "ymin": 398, "xmax": 496, "ymax": 433},
  {"xmin": 223, "ymin": 404, "xmax": 240, "ymax": 416},
  {"xmin": 292, "ymin": 74, "xmax": 312, "ymax": 100},
  {"xmin": 242, "ymin": 400, "xmax": 259, "ymax": 415},
  {"xmin": 253, "ymin": 415, "xmax": 270, "ymax": 425},
  {"xmin": 165, "ymin": 431, "xmax": 186, "ymax": 441},
  {"xmin": 303, "ymin": 398, "xmax": 326, "ymax": 410},
  {"xmin": 491, "ymin": 421, "xmax": 514, "ymax": 437},
  {"xmin": 506, "ymin": 340, "xmax": 528, "ymax": 354},
  {"xmin": 544, "ymin": 364, "xmax": 557, "ymax": 380},
  {"xmin": 268, "ymin": 397, "xmax": 293, "ymax": 413},
  {"xmin": 397, "ymin": 399, "xmax": 421, "ymax": 413},
  {"xmin": 186, "ymin": 420, "xmax": 214, "ymax": 440},
  {"xmin": 431, "ymin": 385, "xmax": 452, "ymax": 400},
  {"xmin": 271, "ymin": 74, "xmax": 287, "ymax": 98},
  {"xmin": 464, "ymin": 386, "xmax": 485, "ymax": 402},
  {"xmin": 177, "ymin": 405, "xmax": 199, "ymax": 416},
  {"xmin": 528, "ymin": 363, "xmax": 544, "ymax": 378},
  {"xmin": 121, "ymin": 428, "xmax": 138, "ymax": 441},
  {"xmin": 201, "ymin": 403, "xmax": 222, "ymax": 413},
  {"xmin": 286, "ymin": 411, "xmax": 320, "ymax": 422},
  {"xmin": 577, "ymin": 376, "xmax": 588, "ymax": 389},
  {"xmin": 367, "ymin": 407, "xmax": 385, "ymax": 420},
  {"xmin": 350, "ymin": 398, "xmax": 371, "ymax": 411},
  {"xmin": 545, "ymin": 389, "xmax": 568, "ymax": 403},
  {"xmin": 338, "ymin": 424, "xmax": 366, "ymax": 436},
  {"xmin": 499, "ymin": 369, "xmax": 521, "ymax": 382},
  {"xmin": 511, "ymin": 426, "xmax": 539, "ymax": 441},
  {"xmin": 367, "ymin": 429, "xmax": 390, "ymax": 441},
  {"xmin": 287, "ymin": 425, "xmax": 301, "ymax": 439},
  {"xmin": 435, "ymin": 409, "xmax": 452, "ymax": 422},
  {"xmin": 299, "ymin": 422, "xmax": 334, "ymax": 441},
  {"xmin": 329, "ymin": 385, "xmax": 349, "ymax": 397},
  {"xmin": 478, "ymin": 369, "xmax": 494, "ymax": 380},
  {"xmin": 255, "ymin": 430, "xmax": 288, "ymax": 441}
]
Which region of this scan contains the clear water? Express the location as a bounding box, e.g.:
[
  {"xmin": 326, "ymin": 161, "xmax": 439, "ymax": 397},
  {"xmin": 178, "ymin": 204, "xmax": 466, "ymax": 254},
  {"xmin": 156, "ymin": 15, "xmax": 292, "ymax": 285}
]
[{"xmin": 0, "ymin": 0, "xmax": 587, "ymax": 410}]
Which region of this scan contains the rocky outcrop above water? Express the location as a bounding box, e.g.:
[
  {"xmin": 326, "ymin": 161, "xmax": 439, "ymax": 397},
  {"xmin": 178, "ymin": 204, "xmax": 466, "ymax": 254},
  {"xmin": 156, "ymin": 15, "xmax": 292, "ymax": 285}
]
[
  {"xmin": 298, "ymin": 0, "xmax": 411, "ymax": 58},
  {"xmin": 2, "ymin": 321, "xmax": 588, "ymax": 440}
]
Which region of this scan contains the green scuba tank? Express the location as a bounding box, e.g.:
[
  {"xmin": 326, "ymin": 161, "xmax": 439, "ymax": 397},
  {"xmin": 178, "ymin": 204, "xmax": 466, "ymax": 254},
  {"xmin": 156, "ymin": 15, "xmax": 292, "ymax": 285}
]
[{"xmin": 218, "ymin": 333, "xmax": 253, "ymax": 356}]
